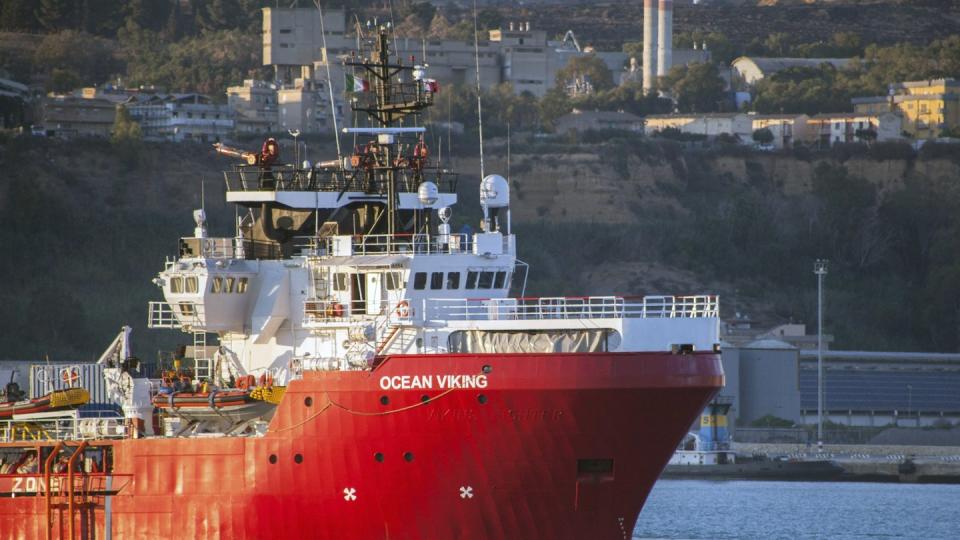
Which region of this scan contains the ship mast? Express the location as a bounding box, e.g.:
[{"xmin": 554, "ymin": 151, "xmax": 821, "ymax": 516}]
[{"xmin": 346, "ymin": 25, "xmax": 433, "ymax": 237}]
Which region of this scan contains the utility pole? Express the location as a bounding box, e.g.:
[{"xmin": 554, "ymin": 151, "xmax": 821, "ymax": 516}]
[{"xmin": 814, "ymin": 259, "xmax": 828, "ymax": 451}]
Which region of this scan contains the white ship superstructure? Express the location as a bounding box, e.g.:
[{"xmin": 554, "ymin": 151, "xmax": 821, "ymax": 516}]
[{"xmin": 147, "ymin": 173, "xmax": 719, "ymax": 386}]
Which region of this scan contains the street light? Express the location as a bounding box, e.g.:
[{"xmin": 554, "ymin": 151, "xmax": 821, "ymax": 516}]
[
  {"xmin": 814, "ymin": 259, "xmax": 828, "ymax": 451},
  {"xmin": 907, "ymin": 384, "xmax": 913, "ymax": 426},
  {"xmin": 288, "ymin": 129, "xmax": 301, "ymax": 169}
]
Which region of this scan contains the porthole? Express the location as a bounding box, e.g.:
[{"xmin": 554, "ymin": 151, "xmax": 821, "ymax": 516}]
[
  {"xmin": 375, "ymin": 452, "xmax": 385, "ymax": 462},
  {"xmin": 304, "ymin": 396, "xmax": 313, "ymax": 407},
  {"xmin": 482, "ymin": 364, "xmax": 492, "ymax": 374},
  {"xmin": 380, "ymin": 395, "xmax": 390, "ymax": 405},
  {"xmin": 403, "ymin": 452, "xmax": 414, "ymax": 462},
  {"xmin": 294, "ymin": 453, "xmax": 303, "ymax": 464},
  {"xmin": 420, "ymin": 395, "xmax": 430, "ymax": 403},
  {"xmin": 478, "ymin": 394, "xmax": 488, "ymax": 405},
  {"xmin": 269, "ymin": 454, "xmax": 277, "ymax": 464}
]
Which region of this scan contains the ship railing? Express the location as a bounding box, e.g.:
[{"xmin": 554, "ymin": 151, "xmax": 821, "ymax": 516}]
[
  {"xmin": 306, "ymin": 233, "xmax": 476, "ymax": 258},
  {"xmin": 179, "ymin": 237, "xmax": 282, "ymax": 260},
  {"xmin": 147, "ymin": 301, "xmax": 205, "ymax": 330},
  {"xmin": 303, "ymin": 298, "xmax": 414, "ymax": 325},
  {"xmin": 423, "ymin": 295, "xmax": 719, "ymax": 321},
  {"xmin": 0, "ymin": 414, "xmax": 128, "ymax": 443},
  {"xmin": 223, "ymin": 165, "xmax": 456, "ymax": 193}
]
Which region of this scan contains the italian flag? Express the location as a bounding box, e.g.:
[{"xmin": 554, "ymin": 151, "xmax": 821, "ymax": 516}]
[{"xmin": 345, "ymin": 73, "xmax": 369, "ymax": 92}]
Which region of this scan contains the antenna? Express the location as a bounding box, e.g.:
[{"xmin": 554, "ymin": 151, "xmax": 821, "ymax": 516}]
[
  {"xmin": 316, "ymin": 1, "xmax": 342, "ymax": 163},
  {"xmin": 507, "ymin": 122, "xmax": 511, "ymax": 183},
  {"xmin": 472, "ymin": 0, "xmax": 485, "ymax": 179}
]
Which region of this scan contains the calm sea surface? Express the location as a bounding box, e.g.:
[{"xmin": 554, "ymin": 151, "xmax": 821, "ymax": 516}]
[{"xmin": 634, "ymin": 480, "xmax": 960, "ymax": 539}]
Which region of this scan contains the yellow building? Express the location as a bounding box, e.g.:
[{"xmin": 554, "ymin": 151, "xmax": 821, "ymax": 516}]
[{"xmin": 852, "ymin": 78, "xmax": 960, "ymax": 139}]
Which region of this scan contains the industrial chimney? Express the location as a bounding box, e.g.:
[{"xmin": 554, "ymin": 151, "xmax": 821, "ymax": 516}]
[
  {"xmin": 657, "ymin": 0, "xmax": 673, "ymax": 77},
  {"xmin": 642, "ymin": 0, "xmax": 658, "ymax": 93}
]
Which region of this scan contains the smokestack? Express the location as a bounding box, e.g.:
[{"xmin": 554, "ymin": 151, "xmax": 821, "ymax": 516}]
[
  {"xmin": 642, "ymin": 0, "xmax": 658, "ymax": 93},
  {"xmin": 657, "ymin": 0, "xmax": 673, "ymax": 77}
]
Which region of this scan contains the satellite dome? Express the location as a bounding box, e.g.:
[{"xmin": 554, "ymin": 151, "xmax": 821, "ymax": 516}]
[
  {"xmin": 480, "ymin": 174, "xmax": 509, "ymax": 208},
  {"xmin": 418, "ymin": 181, "xmax": 439, "ymax": 207}
]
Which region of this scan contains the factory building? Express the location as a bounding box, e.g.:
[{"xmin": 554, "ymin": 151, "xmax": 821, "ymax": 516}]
[
  {"xmin": 798, "ymin": 350, "xmax": 960, "ymax": 428},
  {"xmin": 730, "ymin": 57, "xmax": 851, "ymax": 90}
]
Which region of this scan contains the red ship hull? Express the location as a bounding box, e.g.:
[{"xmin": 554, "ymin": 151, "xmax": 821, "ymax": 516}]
[{"xmin": 0, "ymin": 351, "xmax": 722, "ymax": 539}]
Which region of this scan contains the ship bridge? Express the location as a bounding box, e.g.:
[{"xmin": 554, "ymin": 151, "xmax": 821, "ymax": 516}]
[{"xmin": 222, "ymin": 163, "xmax": 458, "ymax": 211}]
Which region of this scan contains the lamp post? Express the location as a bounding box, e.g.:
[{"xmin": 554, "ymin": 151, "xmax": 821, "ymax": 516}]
[
  {"xmin": 288, "ymin": 129, "xmax": 301, "ymax": 169},
  {"xmin": 814, "ymin": 259, "xmax": 828, "ymax": 451},
  {"xmin": 907, "ymin": 384, "xmax": 913, "ymax": 426}
]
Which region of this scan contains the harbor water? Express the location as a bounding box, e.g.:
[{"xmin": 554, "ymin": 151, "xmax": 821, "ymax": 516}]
[{"xmin": 634, "ymin": 479, "xmax": 960, "ymax": 539}]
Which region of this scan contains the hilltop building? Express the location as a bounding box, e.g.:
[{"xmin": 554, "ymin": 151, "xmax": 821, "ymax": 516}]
[
  {"xmin": 554, "ymin": 109, "xmax": 644, "ymax": 133},
  {"xmin": 262, "ymin": 7, "xmax": 701, "ymax": 103},
  {"xmin": 38, "ymin": 93, "xmax": 117, "ymax": 138},
  {"xmin": 807, "ymin": 112, "xmax": 903, "ymax": 147},
  {"xmin": 644, "ymin": 112, "xmax": 753, "ymax": 141},
  {"xmin": 0, "ymin": 77, "xmax": 30, "ymax": 129},
  {"xmin": 730, "ymin": 57, "xmax": 851, "ymax": 89},
  {"xmin": 852, "ymin": 78, "xmax": 960, "ymax": 139},
  {"xmin": 127, "ymin": 93, "xmax": 233, "ymax": 142},
  {"xmin": 227, "ymin": 79, "xmax": 280, "ymax": 134},
  {"xmin": 749, "ymin": 114, "xmax": 811, "ymax": 149}
]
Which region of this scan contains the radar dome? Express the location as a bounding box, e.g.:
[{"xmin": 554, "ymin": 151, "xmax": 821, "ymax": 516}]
[
  {"xmin": 418, "ymin": 181, "xmax": 439, "ymax": 207},
  {"xmin": 480, "ymin": 174, "xmax": 509, "ymax": 208}
]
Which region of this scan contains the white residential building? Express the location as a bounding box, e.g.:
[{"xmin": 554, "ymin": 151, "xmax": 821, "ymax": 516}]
[{"xmin": 128, "ymin": 93, "xmax": 233, "ymax": 142}]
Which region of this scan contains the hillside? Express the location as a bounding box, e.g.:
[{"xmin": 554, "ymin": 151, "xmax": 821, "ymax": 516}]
[
  {"xmin": 2, "ymin": 134, "xmax": 960, "ymax": 361},
  {"xmin": 489, "ymin": 0, "xmax": 960, "ymax": 50}
]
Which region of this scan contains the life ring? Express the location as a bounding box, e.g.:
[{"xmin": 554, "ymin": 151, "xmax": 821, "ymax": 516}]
[
  {"xmin": 395, "ymin": 300, "xmax": 410, "ymax": 318},
  {"xmin": 60, "ymin": 366, "xmax": 80, "ymax": 387}
]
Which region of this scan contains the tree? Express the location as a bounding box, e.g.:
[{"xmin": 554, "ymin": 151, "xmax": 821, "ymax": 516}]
[
  {"xmin": 554, "ymin": 55, "xmax": 614, "ymax": 93},
  {"xmin": 36, "ymin": 0, "xmax": 74, "ymax": 32},
  {"xmin": 659, "ymin": 62, "xmax": 727, "ymax": 113},
  {"xmin": 538, "ymin": 88, "xmax": 572, "ymax": 131},
  {"xmin": 752, "ymin": 128, "xmax": 774, "ymax": 145},
  {"xmin": 855, "ymin": 127, "xmax": 878, "ymax": 143},
  {"xmin": 112, "ymin": 105, "xmax": 142, "ymax": 143},
  {"xmin": 48, "ymin": 68, "xmax": 82, "ymax": 93},
  {"xmin": 125, "ymin": 0, "xmax": 171, "ymax": 33},
  {"xmin": 0, "ymin": 0, "xmax": 39, "ymax": 32},
  {"xmin": 34, "ymin": 31, "xmax": 120, "ymax": 89}
]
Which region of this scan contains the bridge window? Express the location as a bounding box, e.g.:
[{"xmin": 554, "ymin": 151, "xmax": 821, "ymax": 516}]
[
  {"xmin": 225, "ymin": 277, "xmax": 235, "ymax": 293},
  {"xmin": 494, "ymin": 271, "xmax": 508, "ymax": 289},
  {"xmin": 211, "ymin": 277, "xmax": 224, "ymax": 293},
  {"xmin": 466, "ymin": 271, "xmax": 478, "ymax": 289},
  {"xmin": 477, "ymin": 271, "xmax": 494, "ymax": 289},
  {"xmin": 185, "ymin": 276, "xmax": 198, "ymax": 294},
  {"xmin": 170, "ymin": 277, "xmax": 184, "ymax": 293},
  {"xmin": 333, "ymin": 273, "xmax": 348, "ymax": 291},
  {"xmin": 386, "ymin": 272, "xmax": 404, "ymax": 290},
  {"xmin": 179, "ymin": 302, "xmax": 195, "ymax": 316},
  {"xmin": 430, "ymin": 272, "xmax": 444, "ymax": 290},
  {"xmin": 413, "ymin": 272, "xmax": 427, "ymax": 290},
  {"xmin": 237, "ymin": 277, "xmax": 249, "ymax": 293},
  {"xmin": 446, "ymin": 272, "xmax": 461, "ymax": 289}
]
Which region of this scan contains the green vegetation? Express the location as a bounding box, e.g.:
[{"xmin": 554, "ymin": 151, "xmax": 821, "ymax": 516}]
[
  {"xmin": 749, "ymin": 415, "xmax": 796, "ymax": 428},
  {"xmin": 752, "ymin": 128, "xmax": 774, "ymax": 145},
  {"xmin": 554, "ymin": 55, "xmax": 615, "ymax": 92},
  {"xmin": 752, "ymin": 35, "xmax": 960, "ymax": 115},
  {"xmin": 660, "ymin": 62, "xmax": 727, "ymax": 113}
]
